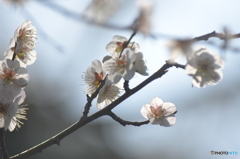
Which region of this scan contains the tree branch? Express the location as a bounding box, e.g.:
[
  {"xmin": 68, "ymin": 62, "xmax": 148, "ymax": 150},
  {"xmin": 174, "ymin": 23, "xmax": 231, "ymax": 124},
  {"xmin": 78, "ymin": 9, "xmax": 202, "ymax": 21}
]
[
  {"xmin": 193, "ymin": 30, "xmax": 240, "ymax": 41},
  {"xmin": 37, "ymin": 0, "xmax": 133, "ymax": 31},
  {"xmin": 0, "ymin": 128, "xmax": 9, "ymax": 159},
  {"xmin": 107, "ymin": 111, "xmax": 149, "ymax": 126},
  {"xmin": 9, "ymin": 62, "xmax": 179, "ymax": 159}
]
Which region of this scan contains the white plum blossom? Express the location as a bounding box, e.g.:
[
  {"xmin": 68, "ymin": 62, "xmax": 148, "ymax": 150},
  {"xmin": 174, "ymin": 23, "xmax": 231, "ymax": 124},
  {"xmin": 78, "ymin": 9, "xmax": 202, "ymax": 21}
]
[
  {"xmin": 106, "ymin": 35, "xmax": 140, "ymax": 56},
  {"xmin": 83, "ymin": 0, "xmax": 120, "ymax": 24},
  {"xmin": 5, "ymin": 20, "xmax": 37, "ymax": 66},
  {"xmin": 84, "ymin": 60, "xmax": 107, "ymax": 96},
  {"xmin": 185, "ymin": 48, "xmax": 224, "ymax": 88},
  {"xmin": 141, "ymin": 97, "xmax": 176, "ymax": 127},
  {"xmin": 0, "ymin": 59, "xmax": 29, "ymax": 97},
  {"xmin": 103, "ymin": 48, "xmax": 136, "ymax": 83},
  {"xmin": 97, "ymin": 78, "xmax": 122, "ymax": 109},
  {"xmin": 0, "ymin": 89, "xmax": 20, "ymax": 131},
  {"xmin": 14, "ymin": 20, "xmax": 37, "ymax": 52}
]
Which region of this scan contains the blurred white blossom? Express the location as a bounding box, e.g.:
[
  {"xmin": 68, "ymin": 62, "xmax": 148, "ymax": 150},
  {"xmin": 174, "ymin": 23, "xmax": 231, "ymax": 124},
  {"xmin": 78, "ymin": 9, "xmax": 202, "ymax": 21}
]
[
  {"xmin": 167, "ymin": 39, "xmax": 193, "ymax": 64},
  {"xmin": 135, "ymin": 0, "xmax": 153, "ymax": 35},
  {"xmin": 185, "ymin": 48, "xmax": 224, "ymax": 88},
  {"xmin": 83, "ymin": 0, "xmax": 120, "ymax": 24},
  {"xmin": 141, "ymin": 97, "xmax": 176, "ymax": 127}
]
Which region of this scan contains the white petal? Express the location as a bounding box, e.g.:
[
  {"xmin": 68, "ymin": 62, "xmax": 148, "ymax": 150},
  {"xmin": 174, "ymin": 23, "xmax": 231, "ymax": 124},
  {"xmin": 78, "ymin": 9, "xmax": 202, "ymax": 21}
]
[
  {"xmin": 134, "ymin": 52, "xmax": 148, "ymax": 75},
  {"xmin": 162, "ymin": 102, "xmax": 176, "ymax": 116},
  {"xmin": 150, "ymin": 97, "xmax": 163, "ymax": 108},
  {"xmin": 91, "ymin": 60, "xmax": 103, "ymax": 74},
  {"xmin": 185, "ymin": 64, "xmax": 197, "ymax": 75},
  {"xmin": 140, "ymin": 104, "xmax": 151, "ymax": 119},
  {"xmin": 106, "ymin": 42, "xmax": 118, "ymax": 54},
  {"xmin": 113, "ymin": 35, "xmax": 127, "ymax": 42},
  {"xmin": 8, "ymin": 118, "xmax": 17, "ymax": 132},
  {"xmin": 102, "ymin": 55, "xmax": 112, "ymax": 63},
  {"xmin": 151, "ymin": 115, "xmax": 176, "ymax": 127}
]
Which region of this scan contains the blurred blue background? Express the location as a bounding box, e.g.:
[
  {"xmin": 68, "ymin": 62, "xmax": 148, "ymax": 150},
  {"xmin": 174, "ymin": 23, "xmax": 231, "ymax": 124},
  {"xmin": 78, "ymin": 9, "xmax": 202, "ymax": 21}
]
[{"xmin": 0, "ymin": 0, "xmax": 240, "ymax": 159}]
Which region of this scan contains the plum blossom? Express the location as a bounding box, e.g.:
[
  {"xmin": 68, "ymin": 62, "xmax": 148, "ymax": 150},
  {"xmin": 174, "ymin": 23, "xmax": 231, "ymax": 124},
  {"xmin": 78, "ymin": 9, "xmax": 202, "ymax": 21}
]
[
  {"xmin": 185, "ymin": 48, "xmax": 224, "ymax": 88},
  {"xmin": 106, "ymin": 35, "xmax": 140, "ymax": 55},
  {"xmin": 141, "ymin": 97, "xmax": 176, "ymax": 127},
  {"xmin": 84, "ymin": 60, "xmax": 107, "ymax": 96},
  {"xmin": 83, "ymin": 0, "xmax": 120, "ymax": 24},
  {"xmin": 135, "ymin": 0, "xmax": 153, "ymax": 35},
  {"xmin": 5, "ymin": 20, "xmax": 37, "ymax": 66},
  {"xmin": 8, "ymin": 90, "xmax": 28, "ymax": 131},
  {"xmin": 0, "ymin": 89, "xmax": 20, "ymax": 131},
  {"xmin": 97, "ymin": 78, "xmax": 122, "ymax": 109},
  {"xmin": 167, "ymin": 39, "xmax": 193, "ymax": 64},
  {"xmin": 0, "ymin": 59, "xmax": 29, "ymax": 96},
  {"xmin": 103, "ymin": 48, "xmax": 136, "ymax": 83}
]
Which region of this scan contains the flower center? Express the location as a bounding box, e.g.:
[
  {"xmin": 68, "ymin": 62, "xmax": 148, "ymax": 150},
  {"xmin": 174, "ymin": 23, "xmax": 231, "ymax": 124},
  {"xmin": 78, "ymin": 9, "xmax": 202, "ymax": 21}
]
[
  {"xmin": 150, "ymin": 106, "xmax": 165, "ymax": 118},
  {"xmin": 17, "ymin": 52, "xmax": 25, "ymax": 60},
  {"xmin": 197, "ymin": 64, "xmax": 208, "ymax": 76},
  {"xmin": 115, "ymin": 41, "xmax": 130, "ymax": 53},
  {"xmin": 92, "ymin": 72, "xmax": 104, "ymax": 87},
  {"xmin": 0, "ymin": 67, "xmax": 17, "ymax": 84}
]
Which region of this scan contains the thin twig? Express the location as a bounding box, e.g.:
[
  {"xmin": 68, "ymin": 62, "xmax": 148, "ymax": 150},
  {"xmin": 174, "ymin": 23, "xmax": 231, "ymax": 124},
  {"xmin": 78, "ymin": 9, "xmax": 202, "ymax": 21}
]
[
  {"xmin": 123, "ymin": 80, "xmax": 130, "ymax": 93},
  {"xmin": 0, "ymin": 128, "xmax": 9, "ymax": 159},
  {"xmin": 166, "ymin": 61, "xmax": 186, "ymax": 69},
  {"xmin": 12, "ymin": 42, "xmax": 17, "ymax": 61},
  {"xmin": 81, "ymin": 76, "xmax": 107, "ymax": 120},
  {"xmin": 107, "ymin": 111, "xmax": 149, "ymax": 126},
  {"xmin": 119, "ymin": 30, "xmax": 137, "ymax": 58}
]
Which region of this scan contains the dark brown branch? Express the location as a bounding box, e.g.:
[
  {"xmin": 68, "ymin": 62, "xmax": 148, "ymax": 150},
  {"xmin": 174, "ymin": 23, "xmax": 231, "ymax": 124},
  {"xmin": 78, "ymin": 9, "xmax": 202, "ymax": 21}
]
[
  {"xmin": 0, "ymin": 128, "xmax": 9, "ymax": 159},
  {"xmin": 107, "ymin": 111, "xmax": 149, "ymax": 126},
  {"xmin": 12, "ymin": 42, "xmax": 17, "ymax": 61},
  {"xmin": 10, "ymin": 62, "xmax": 179, "ymax": 159},
  {"xmin": 123, "ymin": 80, "xmax": 130, "ymax": 93}
]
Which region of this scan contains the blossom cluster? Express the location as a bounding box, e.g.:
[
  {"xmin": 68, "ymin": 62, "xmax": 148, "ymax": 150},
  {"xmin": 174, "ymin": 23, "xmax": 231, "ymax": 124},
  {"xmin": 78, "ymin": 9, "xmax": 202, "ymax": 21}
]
[
  {"xmin": 84, "ymin": 33, "xmax": 226, "ymax": 127},
  {"xmin": 0, "ymin": 20, "xmax": 37, "ymax": 131},
  {"xmin": 84, "ymin": 35, "xmax": 148, "ymax": 109},
  {"xmin": 84, "ymin": 35, "xmax": 177, "ymax": 127}
]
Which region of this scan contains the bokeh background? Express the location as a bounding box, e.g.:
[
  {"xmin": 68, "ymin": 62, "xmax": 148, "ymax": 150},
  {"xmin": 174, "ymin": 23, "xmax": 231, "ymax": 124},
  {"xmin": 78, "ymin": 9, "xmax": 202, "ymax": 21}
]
[{"xmin": 0, "ymin": 0, "xmax": 240, "ymax": 159}]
